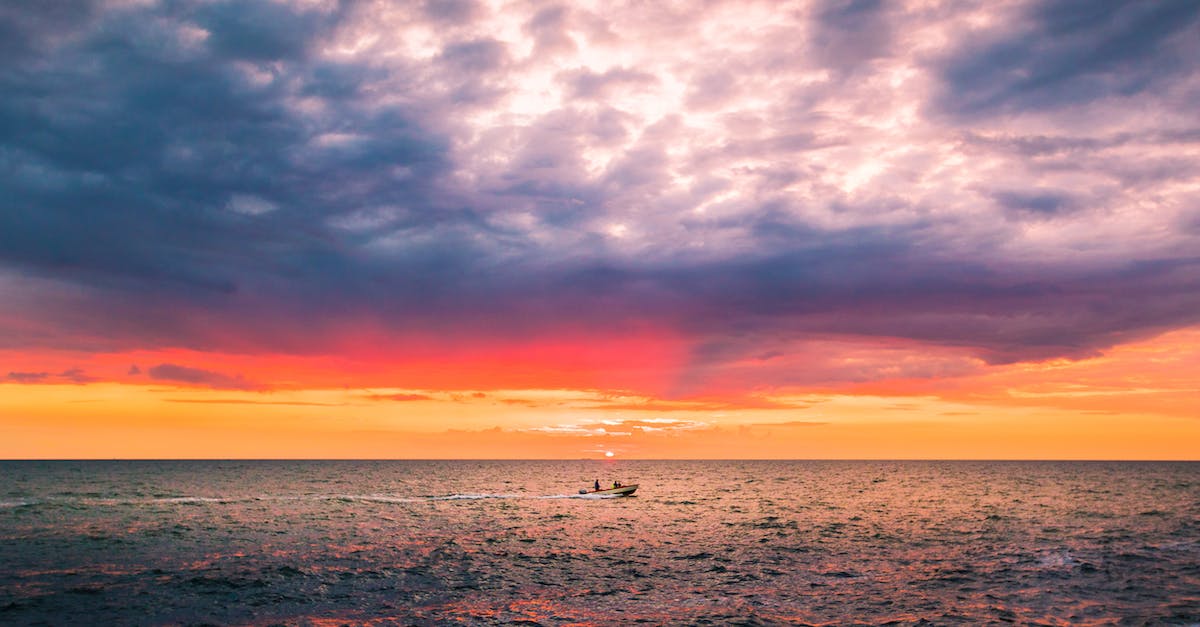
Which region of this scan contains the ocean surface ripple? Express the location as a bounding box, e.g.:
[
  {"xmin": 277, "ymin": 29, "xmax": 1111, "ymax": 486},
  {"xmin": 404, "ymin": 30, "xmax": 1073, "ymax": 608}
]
[{"xmin": 1, "ymin": 460, "xmax": 1198, "ymax": 625}]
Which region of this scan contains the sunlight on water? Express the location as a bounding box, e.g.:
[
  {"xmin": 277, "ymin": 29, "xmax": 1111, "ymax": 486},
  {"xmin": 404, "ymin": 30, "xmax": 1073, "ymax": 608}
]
[{"xmin": 1, "ymin": 460, "xmax": 1197, "ymax": 624}]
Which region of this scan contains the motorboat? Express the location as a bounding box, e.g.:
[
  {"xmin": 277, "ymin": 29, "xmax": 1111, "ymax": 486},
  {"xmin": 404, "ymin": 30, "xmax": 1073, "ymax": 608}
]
[{"xmin": 579, "ymin": 484, "xmax": 638, "ymax": 496}]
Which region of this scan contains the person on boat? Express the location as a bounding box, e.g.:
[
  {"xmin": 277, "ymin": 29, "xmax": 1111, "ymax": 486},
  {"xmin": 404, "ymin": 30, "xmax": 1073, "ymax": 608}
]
[
  {"xmin": 613, "ymin": 480, "xmax": 621, "ymax": 489},
  {"xmin": 594, "ymin": 479, "xmax": 600, "ymax": 491}
]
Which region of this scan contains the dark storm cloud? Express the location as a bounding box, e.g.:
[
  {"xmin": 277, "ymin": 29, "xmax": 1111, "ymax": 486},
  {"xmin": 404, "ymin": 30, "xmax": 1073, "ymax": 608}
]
[
  {"xmin": 0, "ymin": 0, "xmax": 450, "ymax": 305},
  {"xmin": 196, "ymin": 1, "xmax": 338, "ymax": 61},
  {"xmin": 530, "ymin": 219, "xmax": 1200, "ymax": 367},
  {"xmin": 0, "ymin": 2, "xmax": 96, "ymax": 66},
  {"xmin": 938, "ymin": 0, "xmax": 1200, "ymax": 116}
]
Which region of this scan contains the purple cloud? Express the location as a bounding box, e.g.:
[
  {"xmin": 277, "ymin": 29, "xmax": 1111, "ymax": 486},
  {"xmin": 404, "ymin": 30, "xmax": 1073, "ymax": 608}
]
[
  {"xmin": 937, "ymin": 0, "xmax": 1200, "ymax": 117},
  {"xmin": 1, "ymin": 0, "xmax": 1198, "ymax": 392},
  {"xmin": 147, "ymin": 364, "xmax": 253, "ymax": 390},
  {"xmin": 564, "ymin": 67, "xmax": 657, "ymax": 100},
  {"xmin": 58, "ymin": 368, "xmax": 95, "ymax": 384},
  {"xmin": 6, "ymin": 371, "xmax": 49, "ymax": 383},
  {"xmin": 3, "ymin": 369, "xmax": 96, "ymax": 384}
]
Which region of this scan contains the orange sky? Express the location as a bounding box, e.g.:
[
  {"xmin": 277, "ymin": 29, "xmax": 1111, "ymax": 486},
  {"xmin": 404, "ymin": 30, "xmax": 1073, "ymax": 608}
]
[
  {"xmin": 3, "ymin": 1, "xmax": 1200, "ymax": 460},
  {"xmin": 3, "ymin": 327, "xmax": 1197, "ymax": 459}
]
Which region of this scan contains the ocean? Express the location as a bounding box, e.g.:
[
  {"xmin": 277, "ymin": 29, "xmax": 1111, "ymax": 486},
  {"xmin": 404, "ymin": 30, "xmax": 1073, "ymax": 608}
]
[{"xmin": 1, "ymin": 460, "xmax": 1197, "ymax": 625}]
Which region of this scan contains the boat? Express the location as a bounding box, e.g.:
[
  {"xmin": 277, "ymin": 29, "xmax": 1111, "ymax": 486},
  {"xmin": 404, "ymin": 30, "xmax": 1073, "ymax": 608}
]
[{"xmin": 579, "ymin": 484, "xmax": 638, "ymax": 496}]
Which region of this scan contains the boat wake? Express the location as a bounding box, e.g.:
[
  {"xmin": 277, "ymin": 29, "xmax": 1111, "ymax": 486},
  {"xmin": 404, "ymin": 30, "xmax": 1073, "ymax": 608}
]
[
  {"xmin": 341, "ymin": 493, "xmax": 625, "ymax": 503},
  {"xmin": 5, "ymin": 492, "xmax": 628, "ymax": 508}
]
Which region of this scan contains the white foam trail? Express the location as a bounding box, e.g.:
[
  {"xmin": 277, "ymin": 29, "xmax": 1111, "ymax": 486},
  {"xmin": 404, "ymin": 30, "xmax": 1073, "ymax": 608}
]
[
  {"xmin": 155, "ymin": 497, "xmax": 241, "ymax": 504},
  {"xmin": 332, "ymin": 493, "xmax": 522, "ymax": 503},
  {"xmin": 6, "ymin": 492, "xmax": 630, "ymax": 507},
  {"xmin": 340, "ymin": 493, "xmax": 619, "ymax": 502},
  {"xmin": 538, "ymin": 493, "xmax": 623, "ymax": 500},
  {"xmin": 431, "ymin": 493, "xmax": 524, "ymax": 501}
]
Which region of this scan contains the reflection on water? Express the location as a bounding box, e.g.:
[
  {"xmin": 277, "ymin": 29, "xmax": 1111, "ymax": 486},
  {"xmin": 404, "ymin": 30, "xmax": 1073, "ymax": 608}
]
[{"xmin": 1, "ymin": 460, "xmax": 1198, "ymax": 624}]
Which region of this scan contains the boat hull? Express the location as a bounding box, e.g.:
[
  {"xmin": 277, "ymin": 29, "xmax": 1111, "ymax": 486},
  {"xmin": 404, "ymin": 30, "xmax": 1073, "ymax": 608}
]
[{"xmin": 585, "ymin": 484, "xmax": 638, "ymax": 496}]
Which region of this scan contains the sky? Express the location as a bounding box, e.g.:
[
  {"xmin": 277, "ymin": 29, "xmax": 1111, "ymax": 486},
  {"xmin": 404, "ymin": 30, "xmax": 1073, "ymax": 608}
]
[{"xmin": 1, "ymin": 0, "xmax": 1199, "ymax": 459}]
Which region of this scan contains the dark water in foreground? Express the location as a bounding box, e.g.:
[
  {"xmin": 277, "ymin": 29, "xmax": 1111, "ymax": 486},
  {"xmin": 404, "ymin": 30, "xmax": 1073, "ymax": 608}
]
[{"xmin": 1, "ymin": 460, "xmax": 1198, "ymax": 626}]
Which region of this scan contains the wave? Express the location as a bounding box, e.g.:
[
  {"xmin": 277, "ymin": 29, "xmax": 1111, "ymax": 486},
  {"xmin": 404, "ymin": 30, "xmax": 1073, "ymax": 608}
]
[{"xmin": 155, "ymin": 496, "xmax": 248, "ymax": 504}]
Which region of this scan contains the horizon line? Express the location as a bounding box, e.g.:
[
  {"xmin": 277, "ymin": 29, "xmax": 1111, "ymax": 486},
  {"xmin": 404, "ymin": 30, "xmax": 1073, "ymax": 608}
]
[{"xmin": 2, "ymin": 458, "xmax": 1196, "ymax": 463}]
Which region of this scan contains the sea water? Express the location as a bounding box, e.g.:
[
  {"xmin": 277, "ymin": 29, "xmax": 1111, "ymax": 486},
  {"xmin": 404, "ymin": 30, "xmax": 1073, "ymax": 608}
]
[{"xmin": 1, "ymin": 460, "xmax": 1197, "ymax": 625}]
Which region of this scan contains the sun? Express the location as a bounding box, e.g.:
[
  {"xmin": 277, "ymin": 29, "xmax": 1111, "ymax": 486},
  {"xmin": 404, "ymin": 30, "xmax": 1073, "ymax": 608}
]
[{"xmin": 605, "ymin": 451, "xmax": 614, "ymax": 457}]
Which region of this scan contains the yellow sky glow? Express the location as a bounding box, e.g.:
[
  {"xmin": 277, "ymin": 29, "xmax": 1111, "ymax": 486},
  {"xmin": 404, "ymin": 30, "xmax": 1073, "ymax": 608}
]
[{"xmin": 3, "ymin": 327, "xmax": 1197, "ymax": 459}]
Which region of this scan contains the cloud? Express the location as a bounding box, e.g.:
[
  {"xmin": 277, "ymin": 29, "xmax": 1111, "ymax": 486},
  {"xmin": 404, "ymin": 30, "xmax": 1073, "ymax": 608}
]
[
  {"xmin": 524, "ymin": 5, "xmax": 575, "ymax": 58},
  {"xmin": 424, "ymin": 0, "xmax": 479, "ymax": 24},
  {"xmin": 582, "ymin": 419, "xmax": 708, "ymax": 432},
  {"xmin": 500, "ymin": 398, "xmax": 541, "ymax": 406},
  {"xmin": 4, "ymin": 368, "xmax": 95, "ymax": 384},
  {"xmin": 750, "ymin": 420, "xmax": 828, "ymax": 428},
  {"xmin": 0, "ymin": 2, "xmax": 97, "ymax": 67},
  {"xmin": 1, "ymin": 0, "xmax": 1199, "ymax": 395},
  {"xmin": 166, "ymin": 398, "xmax": 342, "ymax": 406},
  {"xmin": 989, "ymin": 189, "xmax": 1077, "ymax": 217},
  {"xmin": 147, "ymin": 363, "xmax": 253, "ymax": 390},
  {"xmin": 58, "ymin": 367, "xmax": 95, "ymax": 384},
  {"xmin": 936, "ymin": 0, "xmax": 1200, "ymax": 117},
  {"xmin": 563, "ymin": 67, "xmax": 657, "ymax": 100},
  {"xmin": 438, "ymin": 38, "xmax": 508, "ymax": 74},
  {"xmin": 226, "ymin": 194, "xmax": 278, "ymax": 216},
  {"xmin": 6, "ymin": 371, "xmax": 49, "ymax": 383},
  {"xmin": 809, "ymin": 0, "xmax": 893, "ymax": 72},
  {"xmin": 368, "ymin": 393, "xmax": 433, "ymax": 402},
  {"xmin": 584, "ymin": 396, "xmax": 798, "ymax": 411},
  {"xmin": 196, "ymin": 1, "xmax": 339, "ymax": 62},
  {"xmin": 528, "ymin": 418, "xmax": 710, "ymax": 436}
]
